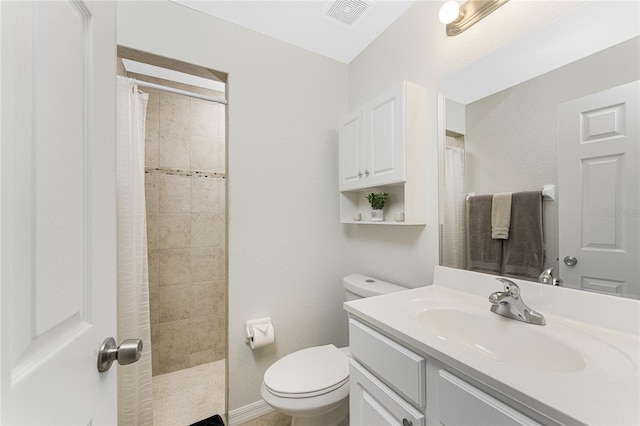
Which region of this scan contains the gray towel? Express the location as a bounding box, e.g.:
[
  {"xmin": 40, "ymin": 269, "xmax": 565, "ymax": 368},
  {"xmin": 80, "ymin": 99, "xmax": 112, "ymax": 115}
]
[
  {"xmin": 504, "ymin": 191, "xmax": 544, "ymax": 279},
  {"xmin": 467, "ymin": 195, "xmax": 503, "ymax": 275}
]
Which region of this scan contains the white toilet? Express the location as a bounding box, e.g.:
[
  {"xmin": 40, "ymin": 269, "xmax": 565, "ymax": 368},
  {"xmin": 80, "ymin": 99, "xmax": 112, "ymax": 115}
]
[{"xmin": 260, "ymin": 274, "xmax": 407, "ymax": 426}]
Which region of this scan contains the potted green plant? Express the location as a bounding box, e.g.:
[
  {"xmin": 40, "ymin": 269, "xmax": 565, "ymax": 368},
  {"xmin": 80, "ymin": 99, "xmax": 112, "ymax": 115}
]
[{"xmin": 366, "ymin": 192, "xmax": 389, "ymax": 222}]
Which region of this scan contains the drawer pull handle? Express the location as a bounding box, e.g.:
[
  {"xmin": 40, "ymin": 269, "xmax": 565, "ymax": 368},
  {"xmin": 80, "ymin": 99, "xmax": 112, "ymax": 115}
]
[{"xmin": 402, "ymin": 419, "xmax": 413, "ymax": 426}]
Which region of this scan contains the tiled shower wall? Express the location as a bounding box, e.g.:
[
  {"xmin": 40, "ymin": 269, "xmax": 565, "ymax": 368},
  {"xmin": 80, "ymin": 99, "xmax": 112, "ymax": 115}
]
[{"xmin": 135, "ymin": 73, "xmax": 227, "ymax": 376}]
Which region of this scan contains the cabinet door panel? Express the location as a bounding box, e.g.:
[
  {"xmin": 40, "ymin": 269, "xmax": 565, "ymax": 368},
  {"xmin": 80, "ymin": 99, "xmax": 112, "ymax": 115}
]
[
  {"xmin": 350, "ymin": 319, "xmax": 426, "ymax": 407},
  {"xmin": 366, "ymin": 84, "xmax": 406, "ymax": 186},
  {"xmin": 339, "ymin": 107, "xmax": 366, "ymax": 191},
  {"xmin": 439, "ymin": 370, "xmax": 541, "ymax": 426},
  {"xmin": 351, "ymin": 360, "xmax": 425, "ymax": 426}
]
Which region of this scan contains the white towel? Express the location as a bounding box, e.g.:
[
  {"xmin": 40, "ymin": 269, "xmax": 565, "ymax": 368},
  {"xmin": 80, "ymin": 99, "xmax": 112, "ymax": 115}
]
[{"xmin": 491, "ymin": 192, "xmax": 512, "ymax": 239}]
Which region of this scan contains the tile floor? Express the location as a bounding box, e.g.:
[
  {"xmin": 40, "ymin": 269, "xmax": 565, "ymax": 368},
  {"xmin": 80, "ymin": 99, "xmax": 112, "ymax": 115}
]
[
  {"xmin": 153, "ymin": 359, "xmax": 226, "ymax": 426},
  {"xmin": 238, "ymin": 411, "xmax": 291, "ymax": 426},
  {"xmin": 152, "ymin": 359, "xmax": 294, "ymax": 426}
]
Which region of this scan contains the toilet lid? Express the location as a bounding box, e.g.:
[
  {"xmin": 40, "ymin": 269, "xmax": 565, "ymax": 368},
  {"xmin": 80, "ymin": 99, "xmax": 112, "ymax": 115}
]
[{"xmin": 264, "ymin": 344, "xmax": 349, "ymax": 398}]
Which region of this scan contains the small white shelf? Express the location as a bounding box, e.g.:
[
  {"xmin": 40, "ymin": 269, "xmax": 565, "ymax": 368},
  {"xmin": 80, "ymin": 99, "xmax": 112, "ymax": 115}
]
[{"xmin": 340, "ymin": 185, "xmax": 426, "ymax": 226}]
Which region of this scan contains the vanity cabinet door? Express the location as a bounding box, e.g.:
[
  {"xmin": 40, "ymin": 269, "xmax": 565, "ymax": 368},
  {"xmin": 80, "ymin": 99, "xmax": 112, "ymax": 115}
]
[
  {"xmin": 438, "ymin": 370, "xmax": 541, "ymax": 426},
  {"xmin": 351, "ymin": 360, "xmax": 425, "ymax": 426}
]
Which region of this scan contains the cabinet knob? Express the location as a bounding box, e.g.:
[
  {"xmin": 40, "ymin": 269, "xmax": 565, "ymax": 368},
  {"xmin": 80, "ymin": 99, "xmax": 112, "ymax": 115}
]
[
  {"xmin": 358, "ymin": 171, "xmax": 363, "ymax": 178},
  {"xmin": 364, "ymin": 169, "xmax": 370, "ymax": 177},
  {"xmin": 402, "ymin": 419, "xmax": 413, "ymax": 426}
]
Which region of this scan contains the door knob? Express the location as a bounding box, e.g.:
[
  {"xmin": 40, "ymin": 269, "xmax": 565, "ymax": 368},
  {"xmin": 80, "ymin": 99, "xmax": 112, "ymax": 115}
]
[
  {"xmin": 97, "ymin": 337, "xmax": 143, "ymax": 373},
  {"xmin": 563, "ymin": 256, "xmax": 578, "ymax": 267}
]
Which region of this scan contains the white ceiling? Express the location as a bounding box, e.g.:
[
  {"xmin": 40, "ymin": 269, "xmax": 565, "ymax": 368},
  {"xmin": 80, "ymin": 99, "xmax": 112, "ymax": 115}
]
[{"xmin": 170, "ymin": 0, "xmax": 416, "ymax": 64}]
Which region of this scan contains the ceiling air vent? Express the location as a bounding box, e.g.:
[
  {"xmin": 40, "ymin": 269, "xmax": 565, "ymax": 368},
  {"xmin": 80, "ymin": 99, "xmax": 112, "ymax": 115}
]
[{"xmin": 323, "ymin": 0, "xmax": 370, "ymax": 26}]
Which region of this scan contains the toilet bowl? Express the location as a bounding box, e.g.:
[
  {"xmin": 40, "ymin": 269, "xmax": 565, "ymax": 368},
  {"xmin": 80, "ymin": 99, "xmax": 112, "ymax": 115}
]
[
  {"xmin": 260, "ymin": 345, "xmax": 350, "ymax": 426},
  {"xmin": 260, "ymin": 274, "xmax": 408, "ymax": 426}
]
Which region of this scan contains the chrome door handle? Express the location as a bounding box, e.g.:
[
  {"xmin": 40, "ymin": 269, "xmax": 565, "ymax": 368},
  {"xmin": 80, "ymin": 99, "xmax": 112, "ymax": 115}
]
[
  {"xmin": 563, "ymin": 256, "xmax": 578, "ymax": 267},
  {"xmin": 97, "ymin": 337, "xmax": 143, "ymax": 373}
]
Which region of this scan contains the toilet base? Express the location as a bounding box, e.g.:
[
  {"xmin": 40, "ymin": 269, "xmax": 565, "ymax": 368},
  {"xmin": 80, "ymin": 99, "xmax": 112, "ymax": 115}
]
[
  {"xmin": 290, "ymin": 397, "xmax": 348, "ymax": 426},
  {"xmin": 261, "ymin": 381, "xmax": 349, "ymax": 426}
]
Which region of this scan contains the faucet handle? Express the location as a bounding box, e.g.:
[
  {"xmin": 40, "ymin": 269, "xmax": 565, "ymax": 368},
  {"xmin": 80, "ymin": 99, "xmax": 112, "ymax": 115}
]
[
  {"xmin": 496, "ymin": 278, "xmax": 520, "ymax": 299},
  {"xmin": 538, "ymin": 267, "xmax": 554, "ymax": 284}
]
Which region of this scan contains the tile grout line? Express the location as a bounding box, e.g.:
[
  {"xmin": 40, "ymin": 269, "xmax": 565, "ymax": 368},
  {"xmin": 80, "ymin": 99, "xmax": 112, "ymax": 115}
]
[{"xmin": 145, "ymin": 166, "xmax": 226, "ymax": 180}]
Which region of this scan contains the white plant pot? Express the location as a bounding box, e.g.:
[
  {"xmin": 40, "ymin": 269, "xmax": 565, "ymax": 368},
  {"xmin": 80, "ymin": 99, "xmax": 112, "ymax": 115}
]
[{"xmin": 371, "ymin": 209, "xmax": 384, "ymax": 222}]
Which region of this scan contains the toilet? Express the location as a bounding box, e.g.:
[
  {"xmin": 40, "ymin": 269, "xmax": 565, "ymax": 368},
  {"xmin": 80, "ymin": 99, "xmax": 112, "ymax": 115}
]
[{"xmin": 260, "ymin": 274, "xmax": 407, "ymax": 426}]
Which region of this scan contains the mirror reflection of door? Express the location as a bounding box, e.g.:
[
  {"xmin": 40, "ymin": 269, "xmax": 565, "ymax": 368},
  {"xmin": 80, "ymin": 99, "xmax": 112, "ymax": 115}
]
[{"xmin": 558, "ymin": 81, "xmax": 640, "ymax": 298}]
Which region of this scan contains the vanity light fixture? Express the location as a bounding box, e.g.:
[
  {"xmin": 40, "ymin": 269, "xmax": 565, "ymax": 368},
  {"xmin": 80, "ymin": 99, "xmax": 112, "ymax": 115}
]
[{"xmin": 439, "ymin": 0, "xmax": 510, "ymax": 36}]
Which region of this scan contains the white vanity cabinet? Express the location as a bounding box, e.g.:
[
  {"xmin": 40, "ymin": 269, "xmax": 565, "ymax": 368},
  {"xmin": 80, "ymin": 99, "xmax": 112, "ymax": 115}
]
[
  {"xmin": 349, "ymin": 319, "xmax": 425, "ymax": 426},
  {"xmin": 349, "ymin": 318, "xmax": 546, "ymax": 426},
  {"xmin": 350, "ymin": 361, "xmax": 425, "ymax": 426},
  {"xmin": 339, "ymin": 81, "xmax": 427, "ymax": 225},
  {"xmin": 437, "ymin": 370, "xmax": 541, "ymax": 426}
]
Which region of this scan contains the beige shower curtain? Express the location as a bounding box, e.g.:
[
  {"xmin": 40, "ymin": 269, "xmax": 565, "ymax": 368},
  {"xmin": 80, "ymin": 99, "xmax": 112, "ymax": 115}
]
[
  {"xmin": 441, "ymin": 146, "xmax": 466, "ymax": 269},
  {"xmin": 116, "ymin": 76, "xmax": 153, "ymax": 425}
]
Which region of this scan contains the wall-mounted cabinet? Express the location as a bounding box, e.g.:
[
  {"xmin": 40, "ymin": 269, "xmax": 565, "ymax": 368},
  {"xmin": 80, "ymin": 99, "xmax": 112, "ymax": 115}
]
[{"xmin": 339, "ymin": 81, "xmax": 427, "ymax": 225}]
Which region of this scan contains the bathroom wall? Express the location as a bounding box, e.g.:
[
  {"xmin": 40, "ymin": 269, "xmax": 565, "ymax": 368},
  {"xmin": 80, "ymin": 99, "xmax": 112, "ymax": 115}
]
[
  {"xmin": 116, "ymin": 0, "xmax": 607, "ymax": 416},
  {"xmin": 118, "ymin": 0, "xmax": 349, "ymax": 411},
  {"xmin": 128, "ymin": 70, "xmax": 227, "ymax": 376}
]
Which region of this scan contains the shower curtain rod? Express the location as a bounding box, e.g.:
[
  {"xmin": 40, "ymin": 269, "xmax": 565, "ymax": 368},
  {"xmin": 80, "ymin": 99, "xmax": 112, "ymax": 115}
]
[{"xmin": 130, "ymin": 78, "xmax": 227, "ymax": 105}]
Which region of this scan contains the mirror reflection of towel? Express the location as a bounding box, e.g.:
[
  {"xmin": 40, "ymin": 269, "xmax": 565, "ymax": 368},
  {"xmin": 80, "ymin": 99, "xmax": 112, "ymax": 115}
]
[
  {"xmin": 467, "ymin": 195, "xmax": 502, "ymax": 274},
  {"xmin": 504, "ymin": 191, "xmax": 544, "ymax": 279},
  {"xmin": 491, "ymin": 192, "xmax": 512, "ymax": 239}
]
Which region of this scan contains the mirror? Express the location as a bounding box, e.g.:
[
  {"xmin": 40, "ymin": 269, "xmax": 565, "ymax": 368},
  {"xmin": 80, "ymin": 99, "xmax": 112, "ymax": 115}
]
[{"xmin": 437, "ymin": 2, "xmax": 640, "ymax": 299}]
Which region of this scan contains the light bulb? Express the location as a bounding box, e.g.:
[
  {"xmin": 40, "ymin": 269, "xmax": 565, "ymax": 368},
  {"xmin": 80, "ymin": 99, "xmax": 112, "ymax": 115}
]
[{"xmin": 439, "ymin": 0, "xmax": 461, "ymax": 24}]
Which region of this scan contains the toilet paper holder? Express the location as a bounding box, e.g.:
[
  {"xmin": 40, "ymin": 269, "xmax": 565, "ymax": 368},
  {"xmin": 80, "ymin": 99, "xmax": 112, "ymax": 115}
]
[{"xmin": 245, "ymin": 317, "xmax": 274, "ymax": 349}]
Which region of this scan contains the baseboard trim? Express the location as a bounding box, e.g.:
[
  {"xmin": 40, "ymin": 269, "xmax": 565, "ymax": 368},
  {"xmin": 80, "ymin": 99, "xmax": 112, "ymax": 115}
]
[{"xmin": 228, "ymin": 399, "xmax": 275, "ymax": 426}]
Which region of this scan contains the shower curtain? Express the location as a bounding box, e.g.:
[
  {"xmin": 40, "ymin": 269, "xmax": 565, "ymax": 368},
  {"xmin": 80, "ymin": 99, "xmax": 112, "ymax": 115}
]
[
  {"xmin": 116, "ymin": 77, "xmax": 153, "ymax": 425},
  {"xmin": 441, "ymin": 146, "xmax": 466, "ymax": 269}
]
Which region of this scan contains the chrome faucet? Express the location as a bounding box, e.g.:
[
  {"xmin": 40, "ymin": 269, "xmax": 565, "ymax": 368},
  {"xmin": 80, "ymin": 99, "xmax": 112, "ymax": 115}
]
[
  {"xmin": 489, "ymin": 278, "xmax": 546, "ymax": 325},
  {"xmin": 538, "ymin": 267, "xmax": 563, "ymax": 286}
]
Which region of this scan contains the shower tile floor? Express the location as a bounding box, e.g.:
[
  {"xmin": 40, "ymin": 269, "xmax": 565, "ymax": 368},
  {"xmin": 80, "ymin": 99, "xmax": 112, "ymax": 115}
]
[{"xmin": 153, "ymin": 359, "xmax": 225, "ymax": 426}]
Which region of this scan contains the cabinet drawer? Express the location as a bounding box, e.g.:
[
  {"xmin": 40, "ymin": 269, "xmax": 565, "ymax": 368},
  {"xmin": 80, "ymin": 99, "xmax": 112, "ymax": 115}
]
[
  {"xmin": 351, "ymin": 360, "xmax": 425, "ymax": 426},
  {"xmin": 349, "ymin": 319, "xmax": 426, "ymax": 408},
  {"xmin": 439, "ymin": 370, "xmax": 541, "ymax": 426}
]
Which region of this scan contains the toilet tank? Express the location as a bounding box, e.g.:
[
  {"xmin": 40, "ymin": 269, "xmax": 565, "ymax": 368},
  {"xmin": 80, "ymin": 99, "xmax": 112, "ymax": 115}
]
[{"xmin": 343, "ymin": 274, "xmax": 407, "ymax": 301}]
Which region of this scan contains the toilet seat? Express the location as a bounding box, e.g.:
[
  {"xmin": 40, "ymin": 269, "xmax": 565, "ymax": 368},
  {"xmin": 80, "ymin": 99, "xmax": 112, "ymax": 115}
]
[{"xmin": 264, "ymin": 344, "xmax": 349, "ymax": 399}]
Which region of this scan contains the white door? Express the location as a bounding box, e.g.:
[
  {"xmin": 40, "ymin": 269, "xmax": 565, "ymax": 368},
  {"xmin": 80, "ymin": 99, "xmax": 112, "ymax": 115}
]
[
  {"xmin": 558, "ymin": 81, "xmax": 640, "ymax": 299},
  {"xmin": 1, "ymin": 1, "xmax": 118, "ymax": 423},
  {"xmin": 339, "ymin": 107, "xmax": 365, "ymax": 191},
  {"xmin": 365, "ymin": 84, "xmax": 406, "ymax": 187}
]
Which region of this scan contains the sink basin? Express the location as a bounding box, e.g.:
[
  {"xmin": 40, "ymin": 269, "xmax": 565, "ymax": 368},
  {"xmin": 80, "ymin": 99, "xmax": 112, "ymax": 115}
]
[{"xmin": 416, "ymin": 309, "xmax": 587, "ymax": 373}]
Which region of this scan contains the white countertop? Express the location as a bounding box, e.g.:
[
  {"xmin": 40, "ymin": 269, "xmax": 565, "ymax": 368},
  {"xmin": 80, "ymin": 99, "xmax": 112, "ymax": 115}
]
[{"xmin": 343, "ymin": 266, "xmax": 640, "ymax": 426}]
